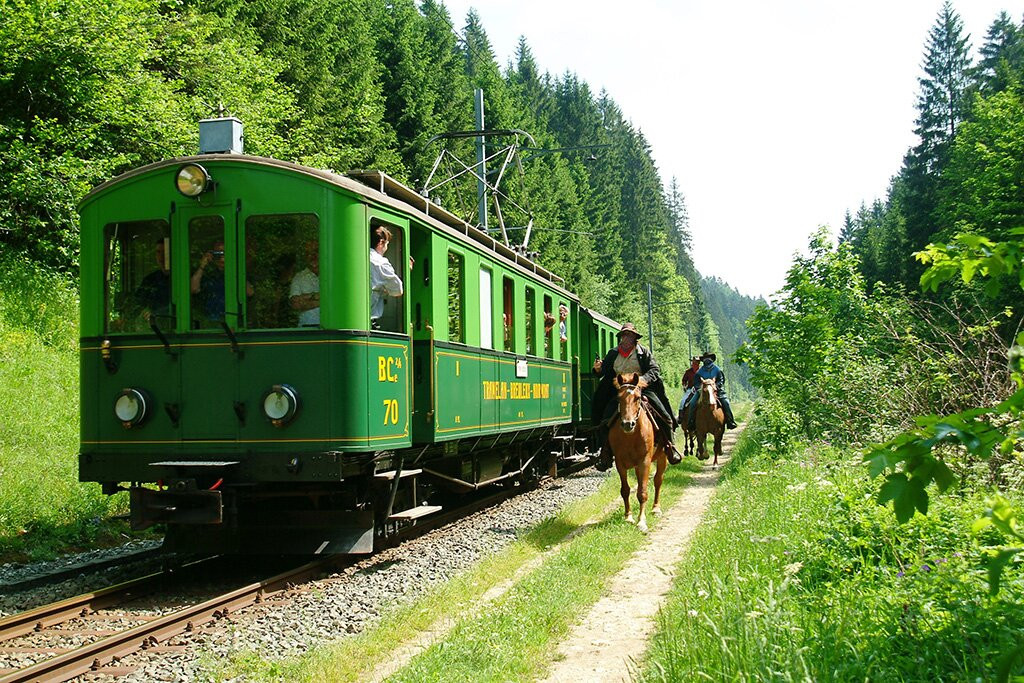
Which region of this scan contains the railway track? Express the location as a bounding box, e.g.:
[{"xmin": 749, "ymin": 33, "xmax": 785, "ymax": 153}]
[
  {"xmin": 0, "ymin": 467, "xmax": 589, "ymax": 683},
  {"xmin": 0, "ymin": 547, "xmax": 166, "ymax": 596}
]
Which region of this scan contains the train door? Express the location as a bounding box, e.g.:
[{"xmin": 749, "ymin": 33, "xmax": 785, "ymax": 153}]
[
  {"xmin": 178, "ymin": 203, "xmax": 240, "ymax": 441},
  {"xmin": 366, "ymin": 209, "xmax": 412, "ymax": 447}
]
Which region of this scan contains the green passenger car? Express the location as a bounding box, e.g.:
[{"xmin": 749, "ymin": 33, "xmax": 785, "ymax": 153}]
[{"xmin": 78, "ymin": 120, "xmax": 614, "ymax": 554}]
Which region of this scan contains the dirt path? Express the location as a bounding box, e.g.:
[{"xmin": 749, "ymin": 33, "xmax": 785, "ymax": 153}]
[
  {"xmin": 368, "ymin": 426, "xmax": 743, "ymax": 683},
  {"xmin": 542, "ymin": 426, "xmax": 743, "ymax": 683}
]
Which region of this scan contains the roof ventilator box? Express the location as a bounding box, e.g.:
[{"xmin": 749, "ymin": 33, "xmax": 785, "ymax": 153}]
[{"xmin": 199, "ymin": 117, "xmax": 244, "ymax": 154}]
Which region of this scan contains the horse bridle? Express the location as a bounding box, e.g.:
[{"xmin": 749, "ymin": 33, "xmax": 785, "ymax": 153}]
[{"xmin": 617, "ymin": 382, "xmax": 646, "ymax": 432}]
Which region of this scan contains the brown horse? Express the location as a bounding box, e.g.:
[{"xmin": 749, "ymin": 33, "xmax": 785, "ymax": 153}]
[
  {"xmin": 695, "ymin": 378, "xmax": 726, "ymax": 466},
  {"xmin": 677, "ymin": 392, "xmax": 697, "ymax": 458},
  {"xmin": 608, "ymin": 373, "xmax": 669, "ymax": 532}
]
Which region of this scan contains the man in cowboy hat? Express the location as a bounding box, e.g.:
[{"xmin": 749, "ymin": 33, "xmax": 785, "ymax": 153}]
[
  {"xmin": 678, "ymin": 355, "xmax": 702, "ymax": 425},
  {"xmin": 591, "ymin": 322, "xmax": 681, "ymax": 471},
  {"xmin": 687, "ymin": 351, "xmax": 738, "ymax": 430}
]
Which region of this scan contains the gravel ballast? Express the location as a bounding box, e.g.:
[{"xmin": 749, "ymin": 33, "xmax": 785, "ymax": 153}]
[
  {"xmin": 0, "ymin": 540, "xmax": 164, "ymax": 614},
  {"xmin": 112, "ymin": 469, "xmax": 609, "ymax": 682}
]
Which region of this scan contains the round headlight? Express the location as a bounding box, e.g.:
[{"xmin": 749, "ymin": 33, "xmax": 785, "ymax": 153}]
[
  {"xmin": 114, "ymin": 388, "xmax": 149, "ymax": 428},
  {"xmin": 175, "ymin": 163, "xmax": 212, "ymax": 197},
  {"xmin": 262, "ymin": 384, "xmax": 299, "ymax": 426}
]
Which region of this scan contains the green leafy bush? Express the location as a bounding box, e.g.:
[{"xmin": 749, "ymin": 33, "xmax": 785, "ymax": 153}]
[
  {"xmin": 641, "ymin": 427, "xmax": 1024, "ymax": 682},
  {"xmin": 747, "ymin": 396, "xmax": 802, "ymax": 455}
]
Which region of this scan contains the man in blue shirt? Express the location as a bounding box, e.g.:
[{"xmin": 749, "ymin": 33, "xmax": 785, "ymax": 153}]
[{"xmin": 687, "ymin": 352, "xmax": 737, "ymax": 430}]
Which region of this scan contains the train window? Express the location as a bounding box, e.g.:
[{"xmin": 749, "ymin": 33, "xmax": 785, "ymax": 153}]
[
  {"xmin": 502, "ymin": 277, "xmax": 514, "ymax": 352},
  {"xmin": 479, "ymin": 267, "xmax": 493, "ymax": 349},
  {"xmin": 370, "ymin": 220, "xmax": 406, "ymax": 333},
  {"xmin": 103, "ymin": 220, "xmax": 172, "ymax": 333},
  {"xmin": 188, "ymin": 215, "xmax": 230, "ymax": 330},
  {"xmin": 524, "ymin": 288, "xmax": 535, "ymax": 356},
  {"xmin": 448, "ymin": 251, "xmax": 464, "ymax": 343},
  {"xmin": 543, "ymin": 295, "xmax": 554, "ymax": 359},
  {"xmin": 245, "ymin": 214, "xmax": 319, "ymax": 329},
  {"xmin": 559, "ymin": 301, "xmax": 569, "ymax": 361}
]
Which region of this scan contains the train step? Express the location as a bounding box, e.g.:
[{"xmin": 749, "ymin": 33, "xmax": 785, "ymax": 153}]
[
  {"xmin": 388, "ymin": 504, "xmax": 442, "ymax": 521},
  {"xmin": 374, "ymin": 468, "xmax": 423, "ymax": 481}
]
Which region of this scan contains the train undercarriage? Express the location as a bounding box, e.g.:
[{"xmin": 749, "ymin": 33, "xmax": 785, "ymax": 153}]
[{"xmin": 121, "ymin": 427, "xmax": 596, "ymax": 555}]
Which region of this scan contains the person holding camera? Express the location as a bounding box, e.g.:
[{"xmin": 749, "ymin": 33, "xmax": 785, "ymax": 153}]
[
  {"xmin": 191, "ymin": 240, "xmax": 253, "ymax": 324},
  {"xmin": 191, "ymin": 241, "xmax": 227, "ymax": 322}
]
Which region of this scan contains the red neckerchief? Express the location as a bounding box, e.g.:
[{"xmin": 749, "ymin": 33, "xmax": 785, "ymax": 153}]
[{"xmin": 618, "ymin": 343, "xmax": 635, "ymax": 358}]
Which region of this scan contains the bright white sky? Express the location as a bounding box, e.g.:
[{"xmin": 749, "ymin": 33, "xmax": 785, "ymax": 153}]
[{"xmin": 441, "ymin": 0, "xmax": 1024, "ymax": 298}]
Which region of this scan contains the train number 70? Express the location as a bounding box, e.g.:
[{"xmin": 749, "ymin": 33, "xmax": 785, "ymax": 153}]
[{"xmin": 382, "ymin": 399, "xmax": 400, "ymax": 425}]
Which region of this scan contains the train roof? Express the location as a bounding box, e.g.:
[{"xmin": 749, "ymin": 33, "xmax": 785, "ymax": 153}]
[
  {"xmin": 581, "ymin": 306, "xmax": 621, "ymax": 330},
  {"xmin": 82, "ymin": 154, "xmax": 577, "ymax": 299}
]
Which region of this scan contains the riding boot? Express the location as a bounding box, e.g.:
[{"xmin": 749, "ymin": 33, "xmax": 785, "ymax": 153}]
[
  {"xmin": 664, "ymin": 435, "xmax": 682, "ymax": 465},
  {"xmin": 687, "ymin": 400, "xmax": 697, "ymax": 432},
  {"xmin": 594, "ymin": 424, "xmax": 613, "ymax": 471},
  {"xmin": 721, "ymin": 397, "xmax": 738, "ymax": 429},
  {"xmin": 653, "ymin": 410, "xmax": 682, "ymax": 465},
  {"xmin": 595, "ymin": 441, "xmax": 613, "ymax": 471}
]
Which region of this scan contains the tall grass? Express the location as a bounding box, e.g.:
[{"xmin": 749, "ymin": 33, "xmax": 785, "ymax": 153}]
[
  {"xmin": 0, "ymin": 251, "xmax": 129, "ymax": 561},
  {"xmin": 640, "ymin": 426, "xmax": 1024, "ymax": 681}
]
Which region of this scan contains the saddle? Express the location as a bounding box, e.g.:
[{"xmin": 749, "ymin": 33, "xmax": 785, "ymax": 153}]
[
  {"xmin": 641, "ymin": 397, "xmax": 675, "ymax": 446},
  {"xmin": 602, "ymin": 399, "xmax": 670, "ymax": 431}
]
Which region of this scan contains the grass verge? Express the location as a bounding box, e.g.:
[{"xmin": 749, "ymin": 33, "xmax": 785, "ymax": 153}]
[
  {"xmin": 639, "ymin": 425, "xmax": 1024, "ymax": 681},
  {"xmin": 0, "ymin": 252, "xmax": 137, "ymax": 562},
  {"xmin": 385, "ymin": 458, "xmax": 702, "ymax": 683},
  {"xmin": 215, "ymin": 459, "xmax": 702, "ymax": 682}
]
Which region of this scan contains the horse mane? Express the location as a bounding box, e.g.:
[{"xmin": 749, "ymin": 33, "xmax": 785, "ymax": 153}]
[
  {"xmin": 614, "ymin": 373, "xmax": 647, "ymax": 391},
  {"xmin": 699, "ymin": 379, "xmax": 719, "ymax": 408}
]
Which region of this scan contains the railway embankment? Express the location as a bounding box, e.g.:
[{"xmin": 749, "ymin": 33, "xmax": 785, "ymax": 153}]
[{"xmin": 0, "ymin": 253, "xmax": 144, "ymax": 565}]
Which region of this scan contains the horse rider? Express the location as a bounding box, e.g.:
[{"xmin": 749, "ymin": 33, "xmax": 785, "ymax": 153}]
[
  {"xmin": 677, "ymin": 355, "xmax": 701, "ymax": 425},
  {"xmin": 687, "ymin": 351, "xmax": 738, "ymax": 430},
  {"xmin": 591, "ymin": 323, "xmax": 682, "ymax": 471}
]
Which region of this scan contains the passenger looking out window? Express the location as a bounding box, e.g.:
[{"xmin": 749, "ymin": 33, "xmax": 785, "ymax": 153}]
[
  {"xmin": 543, "ymin": 295, "xmax": 554, "ymax": 358},
  {"xmin": 543, "ymin": 310, "xmax": 556, "ymax": 356},
  {"xmin": 559, "ymin": 303, "xmax": 569, "ymax": 360},
  {"xmin": 370, "ymin": 225, "xmax": 408, "ymax": 330},
  {"xmin": 289, "ymin": 240, "xmax": 320, "ymax": 327}
]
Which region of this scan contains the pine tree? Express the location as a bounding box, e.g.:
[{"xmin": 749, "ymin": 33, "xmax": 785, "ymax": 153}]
[
  {"xmin": 901, "ymin": 1, "xmax": 972, "ymax": 282},
  {"xmin": 370, "ymin": 0, "xmax": 472, "ymax": 187},
  {"xmin": 508, "ymin": 38, "xmax": 553, "ymax": 129},
  {"xmin": 838, "ymin": 209, "xmax": 858, "ymax": 245},
  {"xmin": 973, "ymin": 11, "xmax": 1024, "ymax": 96},
  {"xmin": 915, "ymin": 2, "xmax": 972, "ymax": 167}
]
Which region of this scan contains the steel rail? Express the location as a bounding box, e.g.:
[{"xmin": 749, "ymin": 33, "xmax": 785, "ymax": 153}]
[
  {"xmin": 0, "ymin": 546, "xmax": 165, "ymax": 595},
  {"xmin": 0, "ymin": 559, "xmax": 334, "ymax": 683},
  {"xmin": 0, "ymin": 569, "xmax": 166, "ymax": 643}
]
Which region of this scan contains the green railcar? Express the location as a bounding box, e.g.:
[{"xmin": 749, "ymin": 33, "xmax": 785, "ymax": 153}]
[{"xmin": 78, "ymin": 119, "xmax": 617, "ymax": 553}]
